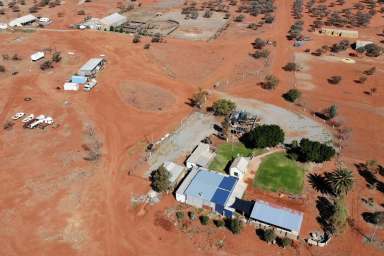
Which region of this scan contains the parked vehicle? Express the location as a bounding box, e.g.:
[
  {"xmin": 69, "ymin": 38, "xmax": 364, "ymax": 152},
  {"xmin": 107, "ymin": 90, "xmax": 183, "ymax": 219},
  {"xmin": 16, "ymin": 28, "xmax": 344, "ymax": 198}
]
[
  {"xmin": 12, "ymin": 112, "xmax": 25, "ymax": 120},
  {"xmin": 22, "ymin": 114, "xmax": 34, "ymax": 123}
]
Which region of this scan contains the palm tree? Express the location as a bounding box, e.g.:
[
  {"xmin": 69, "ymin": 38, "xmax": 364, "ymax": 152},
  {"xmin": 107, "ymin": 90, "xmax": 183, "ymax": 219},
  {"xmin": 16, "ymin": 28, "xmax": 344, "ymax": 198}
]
[{"xmin": 327, "ymin": 168, "xmax": 354, "ymax": 196}]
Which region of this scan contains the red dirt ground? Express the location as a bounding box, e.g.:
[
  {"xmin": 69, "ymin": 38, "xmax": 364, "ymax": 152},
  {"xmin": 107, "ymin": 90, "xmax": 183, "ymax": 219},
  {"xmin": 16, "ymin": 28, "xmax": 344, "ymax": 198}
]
[{"xmin": 0, "ymin": 0, "xmax": 383, "ymax": 256}]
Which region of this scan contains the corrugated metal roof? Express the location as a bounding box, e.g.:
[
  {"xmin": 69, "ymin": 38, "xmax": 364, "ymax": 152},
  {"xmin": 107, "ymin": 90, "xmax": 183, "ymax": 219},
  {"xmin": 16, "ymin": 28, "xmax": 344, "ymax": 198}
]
[
  {"xmin": 9, "ymin": 14, "xmax": 36, "ymax": 27},
  {"xmin": 30, "ymin": 51, "xmax": 44, "ymax": 61},
  {"xmin": 163, "ymin": 161, "xmax": 185, "ymax": 184},
  {"xmin": 230, "ymin": 157, "xmax": 249, "ymax": 173},
  {"xmin": 71, "ymin": 75, "xmax": 88, "ymax": 84},
  {"xmin": 79, "ymin": 58, "xmax": 104, "ymax": 72},
  {"xmin": 100, "ymin": 13, "xmax": 127, "ymax": 27},
  {"xmin": 186, "ymin": 143, "xmax": 215, "ymax": 167},
  {"xmin": 250, "ymin": 200, "xmax": 303, "ymax": 233}
]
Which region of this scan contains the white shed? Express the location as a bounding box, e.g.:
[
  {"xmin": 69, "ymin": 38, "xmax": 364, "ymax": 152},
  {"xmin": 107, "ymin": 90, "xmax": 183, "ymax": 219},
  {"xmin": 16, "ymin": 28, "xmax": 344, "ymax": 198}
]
[
  {"xmin": 64, "ymin": 82, "xmax": 80, "ymax": 91},
  {"xmin": 229, "ymin": 157, "xmax": 249, "ymax": 179},
  {"xmin": 30, "ymin": 51, "xmax": 45, "ymax": 61},
  {"xmin": 9, "ymin": 14, "xmax": 37, "ymax": 27}
]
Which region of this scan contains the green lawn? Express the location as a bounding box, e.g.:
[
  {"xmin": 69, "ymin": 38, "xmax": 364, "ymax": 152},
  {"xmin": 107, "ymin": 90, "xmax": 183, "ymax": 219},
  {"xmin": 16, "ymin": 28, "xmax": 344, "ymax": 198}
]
[
  {"xmin": 254, "ymin": 153, "xmax": 304, "ymax": 195},
  {"xmin": 209, "ymin": 143, "xmax": 264, "ymax": 173}
]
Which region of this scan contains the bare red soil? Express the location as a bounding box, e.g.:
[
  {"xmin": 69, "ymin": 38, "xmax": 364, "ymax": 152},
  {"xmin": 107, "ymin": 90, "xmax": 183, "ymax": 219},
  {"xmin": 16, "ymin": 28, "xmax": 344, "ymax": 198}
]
[{"xmin": 0, "ymin": 0, "xmax": 383, "ymax": 256}]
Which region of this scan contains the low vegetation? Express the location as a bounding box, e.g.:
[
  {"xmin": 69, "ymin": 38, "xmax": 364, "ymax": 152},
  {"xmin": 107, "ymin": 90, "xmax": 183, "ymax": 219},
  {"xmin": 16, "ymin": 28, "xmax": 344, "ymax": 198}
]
[
  {"xmin": 254, "ymin": 152, "xmax": 305, "ymax": 194},
  {"xmin": 283, "ymin": 89, "xmax": 301, "ymax": 102},
  {"xmin": 211, "ymin": 99, "xmax": 236, "ymax": 116},
  {"xmin": 151, "ymin": 165, "xmax": 171, "ymax": 192},
  {"xmin": 262, "ymin": 74, "xmax": 279, "ymax": 90},
  {"xmin": 209, "ymin": 143, "xmax": 263, "ymax": 172}
]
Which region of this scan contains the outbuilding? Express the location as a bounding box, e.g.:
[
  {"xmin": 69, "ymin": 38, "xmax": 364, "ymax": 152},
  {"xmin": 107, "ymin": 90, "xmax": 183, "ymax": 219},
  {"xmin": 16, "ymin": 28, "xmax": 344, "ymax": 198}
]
[
  {"xmin": 162, "ymin": 161, "xmax": 187, "ymax": 190},
  {"xmin": 64, "ymin": 82, "xmax": 80, "ymax": 91},
  {"xmin": 249, "ymin": 200, "xmax": 304, "ymax": 239},
  {"xmin": 229, "ymin": 157, "xmax": 249, "ymax": 179},
  {"xmin": 185, "ymin": 143, "xmax": 216, "ymax": 169},
  {"xmin": 78, "ymin": 58, "xmax": 105, "ymax": 76},
  {"xmin": 30, "ymin": 51, "xmax": 45, "ymax": 61},
  {"xmin": 9, "ymin": 14, "xmax": 37, "ymax": 27},
  {"xmin": 100, "ymin": 13, "xmax": 127, "ymax": 30}
]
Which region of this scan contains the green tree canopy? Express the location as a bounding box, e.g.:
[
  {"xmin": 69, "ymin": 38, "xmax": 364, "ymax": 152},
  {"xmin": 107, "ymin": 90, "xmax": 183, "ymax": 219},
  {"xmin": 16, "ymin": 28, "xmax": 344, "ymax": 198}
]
[
  {"xmin": 242, "ymin": 124, "xmax": 285, "ymax": 148},
  {"xmin": 212, "ymin": 99, "xmax": 236, "ymax": 116},
  {"xmin": 327, "ymin": 168, "xmax": 354, "ymax": 196},
  {"xmin": 151, "ymin": 165, "xmax": 171, "ymax": 192}
]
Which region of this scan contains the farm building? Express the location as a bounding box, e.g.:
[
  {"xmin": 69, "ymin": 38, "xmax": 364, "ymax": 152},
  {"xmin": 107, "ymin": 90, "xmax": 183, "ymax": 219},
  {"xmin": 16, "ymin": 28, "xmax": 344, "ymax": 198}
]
[
  {"xmin": 71, "ymin": 75, "xmax": 88, "ymax": 84},
  {"xmin": 185, "ymin": 143, "xmax": 216, "ymax": 169},
  {"xmin": 318, "ymin": 28, "xmax": 358, "ymax": 38},
  {"xmin": 64, "ymin": 82, "xmax": 80, "ymax": 91},
  {"xmin": 30, "ymin": 51, "xmax": 44, "ymax": 61},
  {"xmin": 78, "ymin": 58, "xmax": 105, "ymax": 76},
  {"xmin": 9, "ymin": 14, "xmax": 37, "ymax": 27},
  {"xmin": 249, "ymin": 200, "xmax": 304, "ymax": 239},
  {"xmin": 175, "ymin": 167, "xmax": 247, "ymax": 218},
  {"xmin": 100, "ymin": 13, "xmax": 127, "ymax": 30},
  {"xmin": 229, "ymin": 157, "xmax": 249, "ymax": 179},
  {"xmin": 162, "ymin": 161, "xmax": 187, "ymax": 189}
]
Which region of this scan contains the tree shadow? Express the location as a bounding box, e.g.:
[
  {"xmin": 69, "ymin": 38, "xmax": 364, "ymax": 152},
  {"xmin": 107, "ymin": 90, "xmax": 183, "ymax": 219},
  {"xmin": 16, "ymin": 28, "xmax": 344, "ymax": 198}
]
[
  {"xmin": 316, "ymin": 196, "xmax": 335, "ymax": 233},
  {"xmin": 355, "ymin": 163, "xmax": 384, "ymax": 194},
  {"xmin": 308, "ymin": 173, "xmax": 333, "ymax": 195}
]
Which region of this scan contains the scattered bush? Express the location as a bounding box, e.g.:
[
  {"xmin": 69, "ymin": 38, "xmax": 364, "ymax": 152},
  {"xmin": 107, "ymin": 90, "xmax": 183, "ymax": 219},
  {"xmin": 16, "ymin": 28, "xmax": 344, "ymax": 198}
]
[
  {"xmin": 362, "ymin": 211, "xmax": 384, "ymax": 225},
  {"xmin": 176, "ymin": 211, "xmax": 185, "ymax": 221},
  {"xmin": 40, "ymin": 60, "xmax": 53, "ymax": 70},
  {"xmin": 263, "ymin": 229, "xmax": 276, "ymax": 243},
  {"xmin": 150, "ymin": 165, "xmax": 171, "ymax": 192},
  {"xmin": 0, "ymin": 65, "xmax": 5, "ymax": 72},
  {"xmin": 151, "ymin": 33, "xmax": 162, "ymax": 43},
  {"xmin": 52, "ymin": 52, "xmax": 62, "ymax": 63},
  {"xmin": 77, "ymin": 10, "xmax": 85, "ymax": 15},
  {"xmin": 328, "ymin": 76, "xmax": 342, "ymax": 85},
  {"xmin": 262, "ymin": 74, "xmax": 279, "ymax": 90},
  {"xmin": 211, "ymin": 99, "xmax": 236, "ymax": 116},
  {"xmin": 214, "ymin": 219, "xmax": 225, "ymax": 228},
  {"xmin": 252, "ymin": 38, "xmax": 266, "ymax": 49},
  {"xmin": 199, "ymin": 215, "xmax": 209, "ymax": 225},
  {"xmin": 190, "ymin": 88, "xmax": 208, "ymax": 109},
  {"xmin": 144, "ymin": 43, "xmax": 150, "ymax": 49},
  {"xmin": 278, "ymin": 237, "xmax": 293, "ymax": 248},
  {"xmin": 188, "ymin": 211, "xmax": 196, "ymax": 220},
  {"xmin": 283, "ymin": 89, "xmax": 301, "ymax": 102},
  {"xmin": 241, "ymin": 124, "xmax": 285, "ymax": 148},
  {"xmin": 252, "ymin": 49, "xmax": 270, "ymax": 59},
  {"xmin": 229, "ymin": 218, "xmax": 243, "ymax": 234},
  {"xmin": 283, "ymin": 62, "xmax": 300, "ymax": 71},
  {"xmin": 132, "ymin": 34, "xmax": 141, "ymax": 43},
  {"xmin": 234, "ymin": 14, "xmax": 245, "ymax": 22}
]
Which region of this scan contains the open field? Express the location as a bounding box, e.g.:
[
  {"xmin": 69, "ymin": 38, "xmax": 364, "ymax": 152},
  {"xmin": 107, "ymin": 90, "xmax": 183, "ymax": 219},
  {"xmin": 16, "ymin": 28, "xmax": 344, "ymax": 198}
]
[
  {"xmin": 253, "ymin": 153, "xmax": 305, "ymax": 195},
  {"xmin": 0, "ymin": 0, "xmax": 383, "ymax": 256},
  {"xmin": 208, "ymin": 143, "xmax": 264, "ymax": 173}
]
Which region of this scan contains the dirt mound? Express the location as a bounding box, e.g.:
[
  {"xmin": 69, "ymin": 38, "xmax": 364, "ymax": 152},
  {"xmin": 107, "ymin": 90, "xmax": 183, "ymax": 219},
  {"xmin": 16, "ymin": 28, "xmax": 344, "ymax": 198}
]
[{"xmin": 118, "ymin": 81, "xmax": 176, "ymax": 112}]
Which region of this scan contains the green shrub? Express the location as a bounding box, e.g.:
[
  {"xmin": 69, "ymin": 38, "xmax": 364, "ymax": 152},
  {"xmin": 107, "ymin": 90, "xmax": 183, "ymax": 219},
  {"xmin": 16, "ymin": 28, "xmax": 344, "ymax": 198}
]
[
  {"xmin": 283, "ymin": 89, "xmax": 301, "ymax": 102},
  {"xmin": 212, "ymin": 99, "xmax": 236, "ymax": 116},
  {"xmin": 199, "ymin": 215, "xmax": 209, "ymax": 225},
  {"xmin": 176, "ymin": 211, "xmax": 184, "ymax": 221}
]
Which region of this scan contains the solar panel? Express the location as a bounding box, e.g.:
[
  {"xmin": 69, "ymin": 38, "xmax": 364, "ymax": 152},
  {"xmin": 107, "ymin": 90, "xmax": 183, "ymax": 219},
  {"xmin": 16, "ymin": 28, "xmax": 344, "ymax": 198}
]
[
  {"xmin": 219, "ymin": 176, "xmax": 237, "ymax": 191},
  {"xmin": 211, "ymin": 188, "xmax": 230, "ymax": 205}
]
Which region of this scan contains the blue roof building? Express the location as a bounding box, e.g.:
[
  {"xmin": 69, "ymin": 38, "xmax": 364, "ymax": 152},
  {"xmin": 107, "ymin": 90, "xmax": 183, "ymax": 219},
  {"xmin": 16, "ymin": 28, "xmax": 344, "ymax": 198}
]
[
  {"xmin": 176, "ymin": 168, "xmax": 247, "ymax": 218},
  {"xmin": 71, "ymin": 75, "xmax": 88, "ymax": 84}
]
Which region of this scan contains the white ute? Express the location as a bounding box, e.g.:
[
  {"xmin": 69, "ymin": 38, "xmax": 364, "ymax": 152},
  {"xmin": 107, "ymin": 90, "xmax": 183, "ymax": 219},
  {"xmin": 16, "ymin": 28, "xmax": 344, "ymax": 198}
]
[
  {"xmin": 12, "ymin": 112, "xmax": 25, "ymax": 120},
  {"xmin": 22, "ymin": 114, "xmax": 34, "ymax": 123}
]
